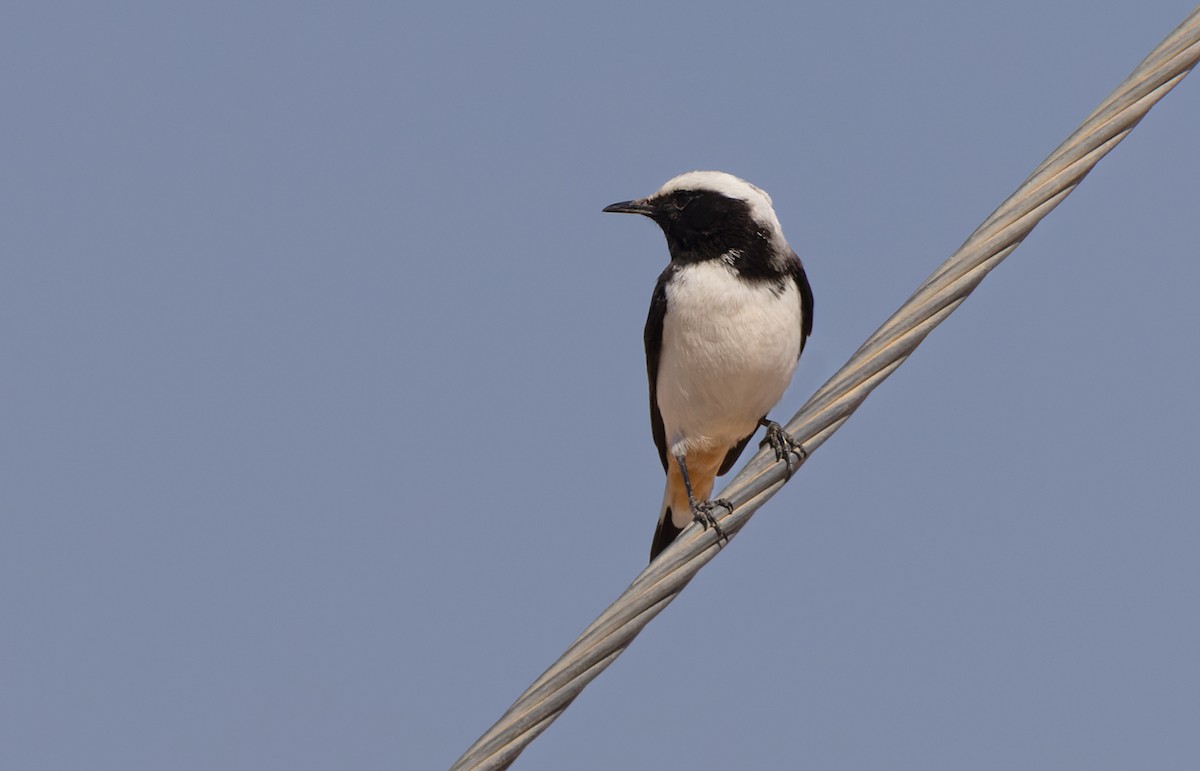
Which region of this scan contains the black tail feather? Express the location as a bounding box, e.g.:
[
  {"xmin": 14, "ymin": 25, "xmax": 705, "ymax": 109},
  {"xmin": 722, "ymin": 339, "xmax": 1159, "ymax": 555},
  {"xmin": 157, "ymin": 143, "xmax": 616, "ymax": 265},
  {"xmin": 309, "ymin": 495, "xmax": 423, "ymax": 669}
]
[{"xmin": 649, "ymin": 505, "xmax": 683, "ymax": 562}]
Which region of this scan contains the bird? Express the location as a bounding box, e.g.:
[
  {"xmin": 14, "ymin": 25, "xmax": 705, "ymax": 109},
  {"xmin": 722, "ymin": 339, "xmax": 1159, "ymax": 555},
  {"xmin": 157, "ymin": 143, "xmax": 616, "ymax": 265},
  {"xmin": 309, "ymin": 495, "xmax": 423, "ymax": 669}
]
[{"xmin": 604, "ymin": 171, "xmax": 814, "ymax": 561}]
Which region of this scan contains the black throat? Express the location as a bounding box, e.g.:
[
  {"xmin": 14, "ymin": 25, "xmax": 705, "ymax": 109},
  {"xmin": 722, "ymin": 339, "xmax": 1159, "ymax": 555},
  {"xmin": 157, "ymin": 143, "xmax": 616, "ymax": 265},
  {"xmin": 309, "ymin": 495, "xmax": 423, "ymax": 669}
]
[{"xmin": 653, "ymin": 191, "xmax": 784, "ymax": 281}]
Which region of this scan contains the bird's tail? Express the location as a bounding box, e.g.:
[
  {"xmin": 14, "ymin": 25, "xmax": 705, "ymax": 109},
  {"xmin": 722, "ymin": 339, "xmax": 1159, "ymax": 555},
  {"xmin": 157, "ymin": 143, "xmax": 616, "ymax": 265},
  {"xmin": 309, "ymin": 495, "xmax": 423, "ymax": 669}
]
[
  {"xmin": 649, "ymin": 488, "xmax": 685, "ymax": 562},
  {"xmin": 649, "ymin": 459, "xmax": 713, "ymax": 561}
]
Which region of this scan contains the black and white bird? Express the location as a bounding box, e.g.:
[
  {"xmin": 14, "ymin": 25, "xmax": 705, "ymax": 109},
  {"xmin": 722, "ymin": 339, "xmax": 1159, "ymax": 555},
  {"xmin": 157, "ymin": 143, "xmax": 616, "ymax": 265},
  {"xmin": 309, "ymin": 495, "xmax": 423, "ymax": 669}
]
[{"xmin": 604, "ymin": 171, "xmax": 814, "ymax": 561}]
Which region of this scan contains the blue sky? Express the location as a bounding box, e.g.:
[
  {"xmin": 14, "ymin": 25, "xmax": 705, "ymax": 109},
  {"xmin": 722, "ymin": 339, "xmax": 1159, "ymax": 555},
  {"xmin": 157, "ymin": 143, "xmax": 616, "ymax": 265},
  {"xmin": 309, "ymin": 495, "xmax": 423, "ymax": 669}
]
[{"xmin": 3, "ymin": 3, "xmax": 1199, "ymax": 769}]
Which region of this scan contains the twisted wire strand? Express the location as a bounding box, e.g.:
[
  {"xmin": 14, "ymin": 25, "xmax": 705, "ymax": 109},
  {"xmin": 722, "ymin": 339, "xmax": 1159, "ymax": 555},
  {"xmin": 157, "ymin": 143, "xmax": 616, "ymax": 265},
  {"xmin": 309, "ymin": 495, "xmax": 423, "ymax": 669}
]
[{"xmin": 450, "ymin": 8, "xmax": 1200, "ymax": 769}]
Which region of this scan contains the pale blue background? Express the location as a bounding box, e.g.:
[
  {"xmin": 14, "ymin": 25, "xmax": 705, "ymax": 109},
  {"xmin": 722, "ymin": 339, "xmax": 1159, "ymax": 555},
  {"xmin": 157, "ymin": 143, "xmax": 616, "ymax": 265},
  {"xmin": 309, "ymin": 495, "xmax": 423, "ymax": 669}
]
[{"xmin": 3, "ymin": 3, "xmax": 1199, "ymax": 769}]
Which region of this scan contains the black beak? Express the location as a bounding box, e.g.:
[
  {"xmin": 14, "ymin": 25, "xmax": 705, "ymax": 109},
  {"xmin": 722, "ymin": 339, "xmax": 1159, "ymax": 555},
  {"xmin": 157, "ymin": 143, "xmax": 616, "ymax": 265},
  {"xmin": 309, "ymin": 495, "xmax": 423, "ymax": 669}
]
[{"xmin": 602, "ymin": 199, "xmax": 657, "ymax": 216}]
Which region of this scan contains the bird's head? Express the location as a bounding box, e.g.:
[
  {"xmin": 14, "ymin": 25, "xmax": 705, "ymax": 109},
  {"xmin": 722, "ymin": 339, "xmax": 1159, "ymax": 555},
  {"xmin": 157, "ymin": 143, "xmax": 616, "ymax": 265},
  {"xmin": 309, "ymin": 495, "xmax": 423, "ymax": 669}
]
[{"xmin": 603, "ymin": 171, "xmax": 789, "ymax": 264}]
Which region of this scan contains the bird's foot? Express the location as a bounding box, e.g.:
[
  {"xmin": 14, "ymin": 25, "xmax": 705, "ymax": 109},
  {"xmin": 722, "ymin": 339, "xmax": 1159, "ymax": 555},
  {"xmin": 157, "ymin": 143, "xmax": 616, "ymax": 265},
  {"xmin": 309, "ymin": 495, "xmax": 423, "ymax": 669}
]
[
  {"xmin": 759, "ymin": 418, "xmax": 807, "ymax": 479},
  {"xmin": 690, "ymin": 498, "xmax": 732, "ymax": 545}
]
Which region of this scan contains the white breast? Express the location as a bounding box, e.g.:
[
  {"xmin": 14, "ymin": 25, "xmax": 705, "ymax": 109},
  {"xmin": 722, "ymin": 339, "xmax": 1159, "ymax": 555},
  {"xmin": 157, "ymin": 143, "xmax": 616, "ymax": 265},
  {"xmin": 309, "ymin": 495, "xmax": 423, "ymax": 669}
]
[{"xmin": 657, "ymin": 260, "xmax": 803, "ymax": 456}]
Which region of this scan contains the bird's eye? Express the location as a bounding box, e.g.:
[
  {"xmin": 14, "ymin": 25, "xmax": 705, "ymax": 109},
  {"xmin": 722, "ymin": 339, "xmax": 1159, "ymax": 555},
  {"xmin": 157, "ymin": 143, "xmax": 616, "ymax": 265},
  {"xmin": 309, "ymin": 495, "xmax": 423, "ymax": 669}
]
[{"xmin": 671, "ymin": 192, "xmax": 696, "ymax": 211}]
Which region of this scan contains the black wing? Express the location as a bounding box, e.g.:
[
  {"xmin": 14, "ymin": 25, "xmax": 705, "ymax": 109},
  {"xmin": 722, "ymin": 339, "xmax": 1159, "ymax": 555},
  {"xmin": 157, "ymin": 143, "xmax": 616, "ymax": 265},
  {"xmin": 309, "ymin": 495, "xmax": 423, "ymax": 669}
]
[
  {"xmin": 644, "ymin": 266, "xmax": 674, "ymax": 472},
  {"xmin": 794, "ymin": 251, "xmax": 814, "ymax": 353}
]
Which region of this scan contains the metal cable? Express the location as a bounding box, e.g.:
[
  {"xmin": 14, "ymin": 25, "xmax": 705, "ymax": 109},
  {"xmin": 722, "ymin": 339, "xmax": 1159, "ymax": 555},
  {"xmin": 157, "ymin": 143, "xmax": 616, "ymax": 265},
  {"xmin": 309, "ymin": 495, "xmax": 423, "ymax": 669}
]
[{"xmin": 450, "ymin": 8, "xmax": 1200, "ymax": 769}]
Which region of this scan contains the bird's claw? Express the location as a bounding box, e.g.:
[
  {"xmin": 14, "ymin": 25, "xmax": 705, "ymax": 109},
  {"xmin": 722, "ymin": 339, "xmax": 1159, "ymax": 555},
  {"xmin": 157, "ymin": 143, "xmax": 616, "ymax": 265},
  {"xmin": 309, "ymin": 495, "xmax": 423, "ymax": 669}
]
[
  {"xmin": 690, "ymin": 498, "xmax": 732, "ymax": 545},
  {"xmin": 759, "ymin": 419, "xmax": 807, "ymax": 478}
]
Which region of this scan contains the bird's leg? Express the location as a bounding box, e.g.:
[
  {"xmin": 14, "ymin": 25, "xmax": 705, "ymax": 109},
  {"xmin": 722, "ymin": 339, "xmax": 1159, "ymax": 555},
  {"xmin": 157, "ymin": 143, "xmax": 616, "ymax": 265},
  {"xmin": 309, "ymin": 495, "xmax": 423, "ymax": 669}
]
[
  {"xmin": 758, "ymin": 417, "xmax": 807, "ymax": 479},
  {"xmin": 674, "ymin": 453, "xmax": 731, "ymax": 545}
]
